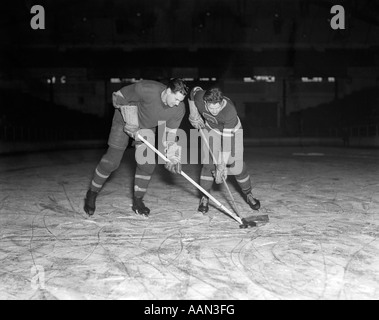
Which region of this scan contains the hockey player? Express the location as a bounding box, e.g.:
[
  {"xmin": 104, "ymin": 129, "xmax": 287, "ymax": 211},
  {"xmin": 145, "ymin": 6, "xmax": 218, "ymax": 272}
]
[
  {"xmin": 188, "ymin": 86, "xmax": 260, "ymax": 213},
  {"xmin": 84, "ymin": 78, "xmax": 189, "ymax": 217}
]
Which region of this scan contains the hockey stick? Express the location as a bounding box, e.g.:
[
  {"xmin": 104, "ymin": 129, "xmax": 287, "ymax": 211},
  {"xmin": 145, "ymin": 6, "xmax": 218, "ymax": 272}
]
[
  {"xmin": 198, "ymin": 128, "xmax": 242, "ymax": 217},
  {"xmin": 136, "ymin": 133, "xmax": 243, "ymax": 225},
  {"xmin": 199, "ymin": 128, "xmax": 269, "ymax": 225}
]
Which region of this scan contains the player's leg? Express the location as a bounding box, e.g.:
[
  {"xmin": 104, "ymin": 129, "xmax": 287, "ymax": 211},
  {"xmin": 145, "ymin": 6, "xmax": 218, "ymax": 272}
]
[
  {"xmin": 197, "ymin": 131, "xmax": 217, "ymax": 213},
  {"xmin": 229, "ymin": 130, "xmax": 260, "ymax": 210},
  {"xmin": 234, "ymin": 162, "xmax": 260, "ymax": 210},
  {"xmin": 84, "ymin": 111, "xmax": 129, "ymax": 216},
  {"xmin": 132, "ymin": 143, "xmax": 156, "ymax": 216},
  {"xmin": 198, "ymin": 163, "xmax": 214, "ymax": 213},
  {"xmin": 132, "ymin": 128, "xmax": 157, "ymax": 216}
]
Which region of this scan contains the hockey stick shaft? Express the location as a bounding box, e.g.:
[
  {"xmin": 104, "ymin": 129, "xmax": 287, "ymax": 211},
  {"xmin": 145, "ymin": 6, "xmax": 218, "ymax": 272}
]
[
  {"xmin": 136, "ymin": 133, "xmax": 242, "ymax": 224},
  {"xmin": 198, "ymin": 128, "xmax": 243, "ymax": 218}
]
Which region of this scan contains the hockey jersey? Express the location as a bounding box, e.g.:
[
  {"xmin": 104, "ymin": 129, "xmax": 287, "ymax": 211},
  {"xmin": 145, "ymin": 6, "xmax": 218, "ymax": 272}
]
[
  {"xmin": 118, "ymin": 80, "xmax": 185, "ymax": 130},
  {"xmin": 193, "ymin": 90, "xmax": 242, "ymax": 136}
]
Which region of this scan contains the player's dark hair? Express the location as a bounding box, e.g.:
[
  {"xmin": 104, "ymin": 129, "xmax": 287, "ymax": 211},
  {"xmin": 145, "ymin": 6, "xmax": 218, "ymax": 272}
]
[
  {"xmin": 168, "ymin": 78, "xmax": 189, "ymax": 96},
  {"xmin": 203, "ymin": 87, "xmax": 223, "ymax": 104}
]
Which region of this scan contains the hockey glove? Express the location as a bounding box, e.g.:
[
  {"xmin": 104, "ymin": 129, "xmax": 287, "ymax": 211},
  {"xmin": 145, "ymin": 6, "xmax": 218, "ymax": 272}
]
[
  {"xmin": 124, "ymin": 126, "xmax": 141, "ymax": 141},
  {"xmin": 112, "ymin": 90, "xmax": 126, "ymax": 109},
  {"xmin": 212, "ymin": 151, "xmax": 229, "ymax": 184},
  {"xmin": 212, "ymin": 162, "xmax": 227, "ymax": 184},
  {"xmin": 164, "ymin": 141, "xmax": 182, "ymax": 174},
  {"xmin": 116, "ymin": 104, "xmax": 140, "ymax": 140},
  {"xmin": 189, "ymin": 114, "xmax": 205, "ymax": 129},
  {"xmin": 189, "ymin": 86, "xmax": 203, "ymax": 101}
]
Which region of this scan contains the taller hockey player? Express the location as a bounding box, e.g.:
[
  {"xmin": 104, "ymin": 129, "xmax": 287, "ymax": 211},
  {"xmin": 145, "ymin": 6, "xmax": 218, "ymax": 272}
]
[
  {"xmin": 84, "ymin": 78, "xmax": 189, "ymax": 217},
  {"xmin": 188, "ymin": 86, "xmax": 261, "ymax": 214}
]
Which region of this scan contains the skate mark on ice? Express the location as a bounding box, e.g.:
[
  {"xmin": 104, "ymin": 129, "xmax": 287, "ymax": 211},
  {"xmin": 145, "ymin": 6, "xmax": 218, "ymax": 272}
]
[
  {"xmin": 230, "ymin": 239, "xmax": 262, "ymax": 284},
  {"xmin": 270, "ymin": 240, "xmax": 290, "ymax": 266},
  {"xmin": 212, "ymin": 249, "xmax": 235, "ymax": 282},
  {"xmin": 93, "ymin": 241, "xmax": 155, "ymax": 299},
  {"xmin": 172, "ymin": 263, "xmax": 228, "ymax": 299},
  {"xmin": 117, "ymin": 265, "xmax": 160, "ymax": 300},
  {"xmin": 137, "ymin": 259, "xmax": 172, "ymax": 298},
  {"xmin": 138, "ymin": 228, "xmax": 147, "ymax": 247},
  {"xmin": 209, "ymin": 248, "xmax": 252, "ymax": 299},
  {"xmin": 98, "ymin": 242, "xmax": 132, "ymax": 279},
  {"xmin": 38, "ymin": 204, "xmax": 84, "ymax": 244},
  {"xmin": 235, "ymin": 236, "xmax": 280, "ymax": 297},
  {"xmin": 229, "ymin": 239, "xmax": 272, "ymax": 298},
  {"xmin": 338, "ymin": 238, "xmax": 378, "ymax": 300},
  {"xmin": 31, "ymin": 201, "xmax": 106, "ymax": 267},
  {"xmin": 80, "ymin": 226, "xmax": 104, "ymax": 263},
  {"xmin": 0, "ymin": 164, "xmax": 47, "ymax": 174},
  {"xmin": 38, "ymin": 195, "xmax": 77, "ymax": 217},
  {"xmin": 157, "ymin": 231, "xmax": 184, "ymax": 266},
  {"xmin": 262, "ymin": 242, "xmax": 319, "ymax": 299},
  {"xmin": 40, "ymin": 205, "xmax": 64, "ymax": 243},
  {"xmin": 59, "ymin": 181, "xmax": 80, "ymax": 218},
  {"xmin": 146, "ymin": 231, "xmax": 232, "ymax": 299},
  {"xmin": 29, "ymin": 205, "xmax": 41, "ymax": 271},
  {"xmin": 319, "ymin": 241, "xmax": 330, "ymax": 300},
  {"xmin": 0, "ymin": 195, "xmax": 9, "ymax": 211},
  {"xmin": 321, "ymin": 201, "xmax": 344, "ymax": 213}
]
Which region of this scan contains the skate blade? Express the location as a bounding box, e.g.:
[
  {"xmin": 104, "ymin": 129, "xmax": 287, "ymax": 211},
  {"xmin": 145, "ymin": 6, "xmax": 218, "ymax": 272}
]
[
  {"xmin": 84, "ymin": 207, "xmax": 95, "ymax": 217},
  {"xmin": 133, "ymin": 210, "xmax": 149, "ymax": 218}
]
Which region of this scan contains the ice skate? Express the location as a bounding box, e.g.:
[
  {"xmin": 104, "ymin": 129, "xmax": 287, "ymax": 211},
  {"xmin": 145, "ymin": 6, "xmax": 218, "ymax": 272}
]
[
  {"xmin": 197, "ymin": 196, "xmax": 209, "ymax": 214},
  {"xmin": 84, "ymin": 189, "xmax": 98, "ymax": 216},
  {"xmin": 246, "ymin": 192, "xmax": 260, "ymax": 210},
  {"xmin": 132, "ymin": 196, "xmax": 150, "ymax": 217}
]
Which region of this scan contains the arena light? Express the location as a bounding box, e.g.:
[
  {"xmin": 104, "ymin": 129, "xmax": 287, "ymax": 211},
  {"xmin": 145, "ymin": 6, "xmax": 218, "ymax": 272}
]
[
  {"xmin": 198, "ymin": 77, "xmax": 217, "ymax": 81},
  {"xmin": 244, "ymin": 76, "xmax": 275, "ymax": 82},
  {"xmin": 46, "ymin": 76, "xmax": 56, "ymax": 84},
  {"xmin": 110, "ymin": 78, "xmax": 142, "ymax": 83},
  {"xmin": 301, "ymin": 77, "xmax": 323, "ymax": 82},
  {"xmin": 123, "ymin": 78, "xmax": 142, "ymax": 83}
]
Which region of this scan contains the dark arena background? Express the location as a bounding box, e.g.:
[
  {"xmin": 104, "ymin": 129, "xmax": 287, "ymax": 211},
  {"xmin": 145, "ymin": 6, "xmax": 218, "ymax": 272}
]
[{"xmin": 0, "ymin": 0, "xmax": 378, "ymax": 303}]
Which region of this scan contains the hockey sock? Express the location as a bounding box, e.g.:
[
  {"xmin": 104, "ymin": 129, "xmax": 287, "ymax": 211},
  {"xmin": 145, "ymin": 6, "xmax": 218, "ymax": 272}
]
[
  {"xmin": 134, "ymin": 163, "xmax": 155, "ymax": 198},
  {"xmin": 200, "ymin": 165, "xmax": 214, "ymax": 195},
  {"xmin": 235, "ymin": 162, "xmax": 252, "ymax": 194},
  {"xmin": 90, "ymin": 147, "xmax": 124, "ymax": 192}
]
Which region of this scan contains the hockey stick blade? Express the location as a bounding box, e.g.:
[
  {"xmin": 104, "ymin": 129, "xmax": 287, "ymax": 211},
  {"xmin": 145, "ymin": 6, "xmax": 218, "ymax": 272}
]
[
  {"xmin": 244, "ymin": 214, "xmax": 269, "ymax": 222},
  {"xmin": 240, "ymin": 215, "xmax": 269, "ymax": 228},
  {"xmin": 239, "ymin": 219, "xmax": 256, "ymax": 228}
]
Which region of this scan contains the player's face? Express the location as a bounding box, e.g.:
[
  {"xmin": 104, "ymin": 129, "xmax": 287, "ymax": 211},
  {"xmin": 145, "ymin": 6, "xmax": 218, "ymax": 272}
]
[
  {"xmin": 205, "ymin": 102, "xmax": 222, "ymax": 116},
  {"xmin": 166, "ymin": 90, "xmax": 185, "ymax": 108}
]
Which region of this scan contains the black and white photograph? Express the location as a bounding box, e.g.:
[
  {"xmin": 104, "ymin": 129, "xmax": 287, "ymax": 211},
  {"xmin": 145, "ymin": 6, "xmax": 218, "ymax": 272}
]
[{"xmin": 0, "ymin": 0, "xmax": 378, "ymax": 303}]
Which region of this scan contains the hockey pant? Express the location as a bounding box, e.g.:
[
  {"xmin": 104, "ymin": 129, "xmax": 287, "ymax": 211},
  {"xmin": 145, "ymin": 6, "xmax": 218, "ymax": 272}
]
[
  {"xmin": 199, "ymin": 128, "xmax": 253, "ymax": 196},
  {"xmin": 89, "ymin": 110, "xmax": 156, "ymax": 199}
]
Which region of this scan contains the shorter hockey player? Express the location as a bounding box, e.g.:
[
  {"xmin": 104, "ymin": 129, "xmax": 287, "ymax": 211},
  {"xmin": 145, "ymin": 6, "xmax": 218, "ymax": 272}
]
[{"xmin": 188, "ymin": 86, "xmax": 260, "ymax": 214}]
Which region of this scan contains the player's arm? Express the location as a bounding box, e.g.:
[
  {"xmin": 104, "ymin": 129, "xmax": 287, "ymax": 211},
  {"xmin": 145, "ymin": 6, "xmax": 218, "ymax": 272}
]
[
  {"xmin": 112, "ymin": 85, "xmax": 141, "ymax": 139},
  {"xmin": 163, "ymin": 127, "xmax": 182, "ymax": 174},
  {"xmin": 213, "ymin": 111, "xmax": 238, "ymax": 183},
  {"xmin": 164, "ymin": 104, "xmax": 185, "ymax": 174},
  {"xmin": 188, "ymin": 87, "xmax": 205, "ymax": 129},
  {"xmin": 112, "ymin": 84, "xmax": 141, "ymax": 107},
  {"xmin": 220, "ymin": 111, "xmax": 239, "ymax": 161}
]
